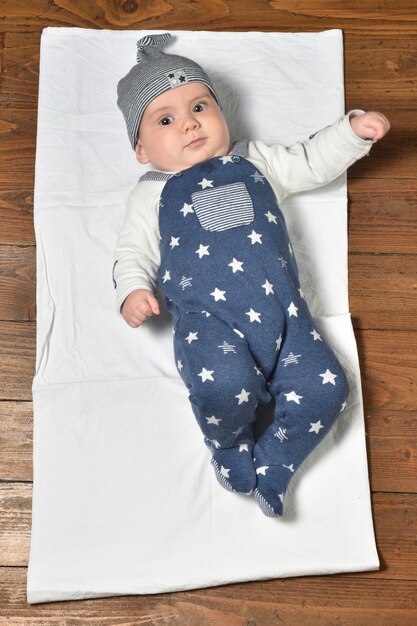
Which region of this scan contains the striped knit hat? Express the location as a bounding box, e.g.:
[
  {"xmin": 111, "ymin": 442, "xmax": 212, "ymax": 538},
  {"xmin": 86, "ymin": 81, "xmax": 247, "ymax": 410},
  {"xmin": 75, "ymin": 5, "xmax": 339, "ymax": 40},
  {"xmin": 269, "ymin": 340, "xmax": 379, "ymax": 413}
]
[{"xmin": 117, "ymin": 33, "xmax": 221, "ymax": 149}]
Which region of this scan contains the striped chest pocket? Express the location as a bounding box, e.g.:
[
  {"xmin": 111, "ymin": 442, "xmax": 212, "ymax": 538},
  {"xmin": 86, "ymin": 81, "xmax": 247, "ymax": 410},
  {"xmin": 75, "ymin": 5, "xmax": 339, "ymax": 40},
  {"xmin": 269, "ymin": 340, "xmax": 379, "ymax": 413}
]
[{"xmin": 191, "ymin": 182, "xmax": 254, "ymax": 232}]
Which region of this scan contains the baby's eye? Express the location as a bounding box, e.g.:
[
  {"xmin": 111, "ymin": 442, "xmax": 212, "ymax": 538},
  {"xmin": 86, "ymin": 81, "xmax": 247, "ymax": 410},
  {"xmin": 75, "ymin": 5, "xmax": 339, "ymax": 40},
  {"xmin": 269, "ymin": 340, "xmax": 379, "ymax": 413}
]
[
  {"xmin": 193, "ymin": 102, "xmax": 207, "ymax": 113},
  {"xmin": 159, "ymin": 116, "xmax": 173, "ymax": 126}
]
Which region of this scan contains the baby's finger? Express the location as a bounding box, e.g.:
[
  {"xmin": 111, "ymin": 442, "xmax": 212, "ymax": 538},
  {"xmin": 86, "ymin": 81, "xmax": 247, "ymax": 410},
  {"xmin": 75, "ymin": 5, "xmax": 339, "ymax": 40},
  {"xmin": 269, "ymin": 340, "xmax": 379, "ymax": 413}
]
[
  {"xmin": 148, "ymin": 294, "xmax": 160, "ymax": 315},
  {"xmin": 140, "ymin": 302, "xmax": 155, "ymax": 318}
]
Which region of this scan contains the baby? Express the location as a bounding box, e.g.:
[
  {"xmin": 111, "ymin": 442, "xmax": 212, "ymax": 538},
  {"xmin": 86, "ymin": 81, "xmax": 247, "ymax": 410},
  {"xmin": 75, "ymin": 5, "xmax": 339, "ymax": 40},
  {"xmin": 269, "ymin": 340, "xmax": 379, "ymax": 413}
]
[{"xmin": 114, "ymin": 33, "xmax": 390, "ymax": 517}]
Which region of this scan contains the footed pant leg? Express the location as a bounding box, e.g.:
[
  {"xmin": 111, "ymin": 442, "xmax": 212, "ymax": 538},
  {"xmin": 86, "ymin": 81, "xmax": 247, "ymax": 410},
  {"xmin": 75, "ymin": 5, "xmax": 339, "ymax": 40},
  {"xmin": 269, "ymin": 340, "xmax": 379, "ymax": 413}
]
[
  {"xmin": 174, "ymin": 311, "xmax": 270, "ymax": 495},
  {"xmin": 254, "ymin": 324, "xmax": 349, "ymax": 517}
]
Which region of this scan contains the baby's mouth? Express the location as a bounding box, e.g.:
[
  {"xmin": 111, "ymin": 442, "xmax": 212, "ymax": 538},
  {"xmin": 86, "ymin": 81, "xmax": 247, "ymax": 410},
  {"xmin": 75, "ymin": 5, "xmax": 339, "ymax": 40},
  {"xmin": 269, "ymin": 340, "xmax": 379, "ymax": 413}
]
[{"xmin": 185, "ymin": 137, "xmax": 206, "ymax": 149}]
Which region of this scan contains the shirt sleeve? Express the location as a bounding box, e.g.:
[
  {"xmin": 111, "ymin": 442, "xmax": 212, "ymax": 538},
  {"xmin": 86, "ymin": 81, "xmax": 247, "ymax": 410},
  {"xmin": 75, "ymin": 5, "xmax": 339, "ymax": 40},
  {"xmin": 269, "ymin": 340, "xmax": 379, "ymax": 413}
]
[
  {"xmin": 113, "ymin": 181, "xmax": 162, "ymax": 313},
  {"xmin": 247, "ymin": 111, "xmax": 374, "ymax": 202}
]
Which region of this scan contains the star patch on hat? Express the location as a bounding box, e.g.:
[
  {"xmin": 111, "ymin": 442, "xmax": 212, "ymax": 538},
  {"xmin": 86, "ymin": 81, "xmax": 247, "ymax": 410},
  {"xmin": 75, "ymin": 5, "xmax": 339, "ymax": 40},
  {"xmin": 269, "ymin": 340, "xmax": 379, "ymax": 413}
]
[{"xmin": 166, "ymin": 69, "xmax": 189, "ymax": 87}]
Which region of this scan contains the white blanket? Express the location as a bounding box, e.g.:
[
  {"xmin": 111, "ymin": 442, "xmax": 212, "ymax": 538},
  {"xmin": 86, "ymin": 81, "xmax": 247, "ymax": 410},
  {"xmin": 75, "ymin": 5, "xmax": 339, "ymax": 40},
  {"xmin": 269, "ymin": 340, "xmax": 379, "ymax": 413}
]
[{"xmin": 27, "ymin": 28, "xmax": 379, "ymax": 604}]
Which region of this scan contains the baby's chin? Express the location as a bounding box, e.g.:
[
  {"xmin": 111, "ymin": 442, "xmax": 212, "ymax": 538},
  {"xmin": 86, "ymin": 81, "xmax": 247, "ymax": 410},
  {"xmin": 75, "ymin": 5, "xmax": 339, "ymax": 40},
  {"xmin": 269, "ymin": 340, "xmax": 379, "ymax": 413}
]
[
  {"xmin": 184, "ymin": 147, "xmax": 231, "ymax": 169},
  {"xmin": 153, "ymin": 145, "xmax": 231, "ymax": 173}
]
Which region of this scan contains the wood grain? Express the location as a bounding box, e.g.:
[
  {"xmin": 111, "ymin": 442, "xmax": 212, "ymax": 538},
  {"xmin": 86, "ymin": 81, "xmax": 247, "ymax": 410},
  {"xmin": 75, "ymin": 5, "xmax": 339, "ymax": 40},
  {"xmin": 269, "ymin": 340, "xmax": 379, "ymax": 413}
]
[
  {"xmin": 0, "ymin": 321, "xmax": 36, "ymax": 401},
  {"xmin": 0, "ymin": 482, "xmax": 32, "ymax": 567},
  {"xmin": 348, "ymin": 178, "xmax": 417, "ymax": 255},
  {"xmin": 0, "ymin": 401, "xmax": 33, "ymax": 481},
  {"xmin": 1, "ymin": 0, "xmax": 417, "ymax": 34},
  {"xmin": 0, "ymin": 245, "xmax": 36, "ymax": 321},
  {"xmin": 2, "ymin": 567, "xmax": 416, "ymax": 624},
  {"xmin": 356, "ymin": 329, "xmax": 416, "ymax": 414},
  {"xmin": 349, "ymin": 254, "xmax": 417, "ymax": 330},
  {"xmin": 344, "ymin": 34, "xmax": 417, "ymax": 110},
  {"xmin": 0, "ymin": 33, "xmax": 39, "ymax": 108}
]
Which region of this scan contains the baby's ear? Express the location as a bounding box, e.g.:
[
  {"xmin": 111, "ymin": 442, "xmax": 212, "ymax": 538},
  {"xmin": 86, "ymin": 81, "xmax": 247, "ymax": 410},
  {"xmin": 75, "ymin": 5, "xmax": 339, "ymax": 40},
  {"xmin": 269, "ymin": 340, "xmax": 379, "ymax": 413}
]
[{"xmin": 135, "ymin": 140, "xmax": 150, "ymax": 164}]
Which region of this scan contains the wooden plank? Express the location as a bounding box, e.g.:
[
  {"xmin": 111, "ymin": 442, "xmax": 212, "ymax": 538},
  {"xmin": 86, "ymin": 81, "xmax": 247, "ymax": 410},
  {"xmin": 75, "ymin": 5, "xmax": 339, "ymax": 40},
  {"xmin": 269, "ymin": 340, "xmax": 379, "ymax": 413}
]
[
  {"xmin": 365, "ymin": 406, "xmax": 417, "ymax": 494},
  {"xmin": 345, "ymin": 34, "xmax": 417, "ymax": 110},
  {"xmin": 0, "ymin": 483, "xmax": 31, "ymax": 567},
  {"xmin": 349, "ymin": 254, "xmax": 417, "ymax": 331},
  {"xmin": 0, "ymin": 33, "xmax": 40, "ymax": 107},
  {"xmin": 356, "ymin": 329, "xmax": 417, "ymax": 415},
  {"xmin": 348, "ymin": 178, "xmax": 417, "ymax": 255},
  {"xmin": 1, "ymin": 572, "xmax": 417, "ymax": 626},
  {"xmin": 368, "ymin": 435, "xmax": 416, "ymax": 493},
  {"xmin": 0, "ymin": 401, "xmax": 32, "ymax": 482},
  {"xmin": 0, "ymin": 185, "xmax": 34, "ymax": 245},
  {"xmin": 0, "ymin": 108, "xmax": 36, "ymax": 172},
  {"xmin": 0, "ymin": 33, "xmax": 4, "ymax": 76},
  {"xmin": 1, "ymin": 0, "xmax": 417, "ymax": 34},
  {"xmin": 0, "ymin": 245, "xmax": 36, "ymax": 322},
  {"xmin": 0, "ymin": 321, "xmax": 35, "ymax": 401},
  {"xmin": 370, "ymin": 493, "xmax": 417, "ymax": 580},
  {"xmin": 2, "ymin": 567, "xmax": 416, "ymax": 624}
]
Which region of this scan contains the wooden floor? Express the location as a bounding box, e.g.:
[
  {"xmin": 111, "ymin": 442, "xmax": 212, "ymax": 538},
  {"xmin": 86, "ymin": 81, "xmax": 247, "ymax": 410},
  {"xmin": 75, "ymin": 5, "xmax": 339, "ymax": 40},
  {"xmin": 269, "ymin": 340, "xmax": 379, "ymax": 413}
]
[{"xmin": 0, "ymin": 1, "xmax": 416, "ymax": 624}]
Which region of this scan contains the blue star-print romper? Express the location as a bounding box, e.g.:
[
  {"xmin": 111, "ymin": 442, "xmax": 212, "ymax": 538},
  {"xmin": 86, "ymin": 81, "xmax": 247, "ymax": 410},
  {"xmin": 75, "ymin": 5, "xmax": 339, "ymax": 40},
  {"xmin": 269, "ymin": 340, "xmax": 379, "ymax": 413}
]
[{"xmin": 154, "ymin": 144, "xmax": 349, "ymax": 516}]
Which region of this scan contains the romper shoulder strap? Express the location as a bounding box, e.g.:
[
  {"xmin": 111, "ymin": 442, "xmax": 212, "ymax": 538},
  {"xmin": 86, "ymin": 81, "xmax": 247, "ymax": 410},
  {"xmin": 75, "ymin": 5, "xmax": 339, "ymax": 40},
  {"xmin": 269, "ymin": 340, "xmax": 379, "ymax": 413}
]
[{"xmin": 138, "ymin": 170, "xmax": 174, "ymax": 183}]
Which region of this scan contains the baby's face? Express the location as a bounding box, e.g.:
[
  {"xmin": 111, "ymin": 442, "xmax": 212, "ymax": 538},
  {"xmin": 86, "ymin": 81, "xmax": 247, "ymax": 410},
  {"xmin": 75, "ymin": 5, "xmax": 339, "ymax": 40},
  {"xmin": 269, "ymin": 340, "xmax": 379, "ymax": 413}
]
[{"xmin": 135, "ymin": 83, "xmax": 230, "ymax": 172}]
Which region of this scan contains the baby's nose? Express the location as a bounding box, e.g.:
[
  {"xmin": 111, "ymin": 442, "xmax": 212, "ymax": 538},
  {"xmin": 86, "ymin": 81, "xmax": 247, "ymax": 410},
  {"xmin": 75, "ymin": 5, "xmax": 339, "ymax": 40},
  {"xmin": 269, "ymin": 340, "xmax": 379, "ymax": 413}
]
[{"xmin": 184, "ymin": 114, "xmax": 200, "ymax": 131}]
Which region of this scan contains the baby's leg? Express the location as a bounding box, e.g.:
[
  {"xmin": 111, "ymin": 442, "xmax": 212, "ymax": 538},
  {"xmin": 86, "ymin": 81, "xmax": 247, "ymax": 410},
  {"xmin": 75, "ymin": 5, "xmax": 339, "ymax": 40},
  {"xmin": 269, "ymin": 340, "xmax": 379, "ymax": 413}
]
[
  {"xmin": 174, "ymin": 311, "xmax": 270, "ymax": 495},
  {"xmin": 254, "ymin": 327, "xmax": 349, "ymax": 517}
]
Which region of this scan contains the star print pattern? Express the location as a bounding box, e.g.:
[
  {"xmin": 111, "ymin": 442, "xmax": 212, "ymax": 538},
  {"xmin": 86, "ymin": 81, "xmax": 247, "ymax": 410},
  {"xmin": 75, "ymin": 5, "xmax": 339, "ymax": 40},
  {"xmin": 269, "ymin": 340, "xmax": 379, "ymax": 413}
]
[
  {"xmin": 309, "ymin": 420, "xmax": 324, "ymax": 434},
  {"xmin": 211, "ymin": 288, "xmax": 226, "ymax": 301},
  {"xmin": 195, "ymin": 244, "xmax": 210, "ymax": 259},
  {"xmin": 198, "ymin": 178, "xmax": 214, "ymax": 189},
  {"xmin": 229, "ymin": 258, "xmax": 244, "ymax": 273},
  {"xmin": 247, "ymin": 230, "xmax": 262, "ymax": 245},
  {"xmin": 246, "ymin": 308, "xmax": 261, "ymax": 323},
  {"xmin": 235, "ymin": 389, "xmax": 250, "ymax": 404},
  {"xmin": 206, "ymin": 415, "xmax": 222, "ymax": 425},
  {"xmin": 198, "ymin": 367, "xmax": 214, "ymax": 382},
  {"xmin": 180, "ymin": 203, "xmax": 194, "ymax": 216},
  {"xmin": 157, "ymin": 154, "xmax": 350, "ymax": 506},
  {"xmin": 319, "ymin": 369, "xmax": 338, "ymax": 385},
  {"xmin": 262, "ymin": 279, "xmax": 274, "ymax": 295},
  {"xmin": 185, "ymin": 331, "xmax": 198, "ymax": 344}
]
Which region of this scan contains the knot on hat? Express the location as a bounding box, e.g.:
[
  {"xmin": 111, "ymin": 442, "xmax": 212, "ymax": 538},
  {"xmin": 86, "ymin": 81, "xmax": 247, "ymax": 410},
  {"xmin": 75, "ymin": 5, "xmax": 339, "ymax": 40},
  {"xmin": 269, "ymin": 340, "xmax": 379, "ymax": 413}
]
[{"xmin": 137, "ymin": 33, "xmax": 172, "ymax": 62}]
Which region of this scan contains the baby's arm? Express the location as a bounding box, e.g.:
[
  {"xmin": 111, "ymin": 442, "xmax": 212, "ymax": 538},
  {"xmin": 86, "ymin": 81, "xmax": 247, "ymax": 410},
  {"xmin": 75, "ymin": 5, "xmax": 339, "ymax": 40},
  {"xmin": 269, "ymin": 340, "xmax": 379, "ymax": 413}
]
[
  {"xmin": 121, "ymin": 289, "xmax": 160, "ymax": 328},
  {"xmin": 113, "ymin": 182, "xmax": 162, "ymax": 326},
  {"xmin": 249, "ymin": 110, "xmax": 390, "ymax": 201}
]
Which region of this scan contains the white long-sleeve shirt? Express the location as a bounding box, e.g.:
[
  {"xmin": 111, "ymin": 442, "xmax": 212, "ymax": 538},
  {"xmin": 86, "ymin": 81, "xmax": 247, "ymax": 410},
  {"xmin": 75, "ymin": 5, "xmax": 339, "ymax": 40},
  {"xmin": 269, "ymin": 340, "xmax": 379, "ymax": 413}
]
[{"xmin": 114, "ymin": 112, "xmax": 372, "ymax": 311}]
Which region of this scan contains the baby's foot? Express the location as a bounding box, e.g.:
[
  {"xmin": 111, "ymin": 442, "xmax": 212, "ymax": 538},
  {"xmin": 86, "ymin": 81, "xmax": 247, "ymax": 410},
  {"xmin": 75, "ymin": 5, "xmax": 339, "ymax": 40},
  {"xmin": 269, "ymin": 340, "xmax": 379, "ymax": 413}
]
[
  {"xmin": 211, "ymin": 444, "xmax": 256, "ymax": 495},
  {"xmin": 253, "ymin": 439, "xmax": 293, "ymax": 517}
]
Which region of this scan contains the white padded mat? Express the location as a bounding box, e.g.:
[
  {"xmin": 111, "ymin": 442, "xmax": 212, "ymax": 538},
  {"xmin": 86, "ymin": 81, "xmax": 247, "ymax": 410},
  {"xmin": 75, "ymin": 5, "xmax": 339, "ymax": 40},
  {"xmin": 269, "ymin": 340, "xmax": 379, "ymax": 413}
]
[{"xmin": 27, "ymin": 28, "xmax": 379, "ymax": 604}]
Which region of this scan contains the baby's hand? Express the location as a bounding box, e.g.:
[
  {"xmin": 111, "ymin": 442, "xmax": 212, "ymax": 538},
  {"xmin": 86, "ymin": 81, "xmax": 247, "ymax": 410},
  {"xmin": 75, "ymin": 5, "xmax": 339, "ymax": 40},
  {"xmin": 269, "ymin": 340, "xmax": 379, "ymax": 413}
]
[
  {"xmin": 121, "ymin": 289, "xmax": 160, "ymax": 328},
  {"xmin": 350, "ymin": 111, "xmax": 390, "ymax": 142}
]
